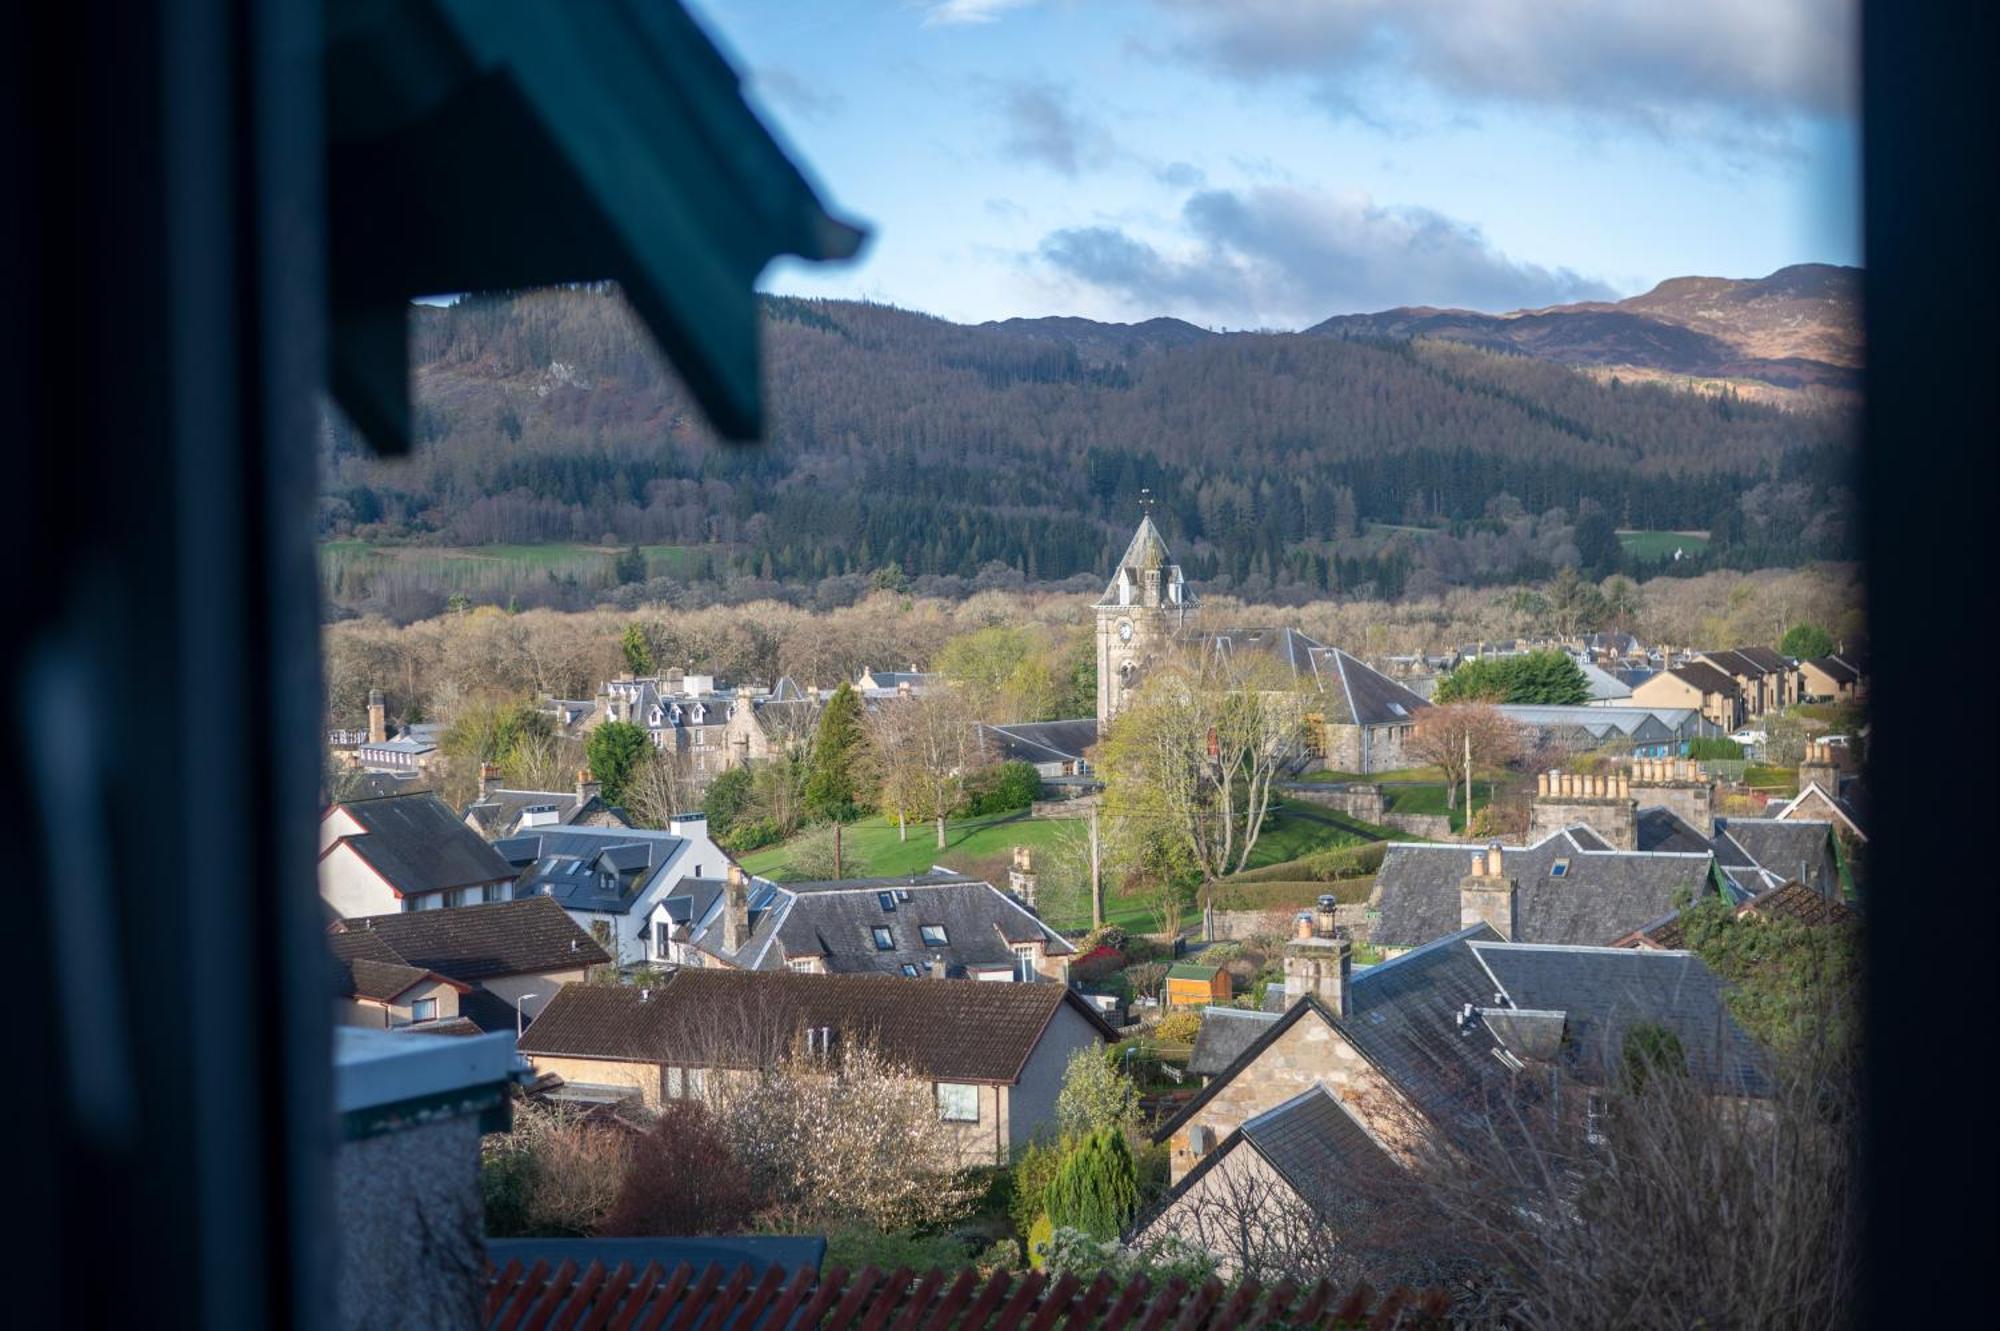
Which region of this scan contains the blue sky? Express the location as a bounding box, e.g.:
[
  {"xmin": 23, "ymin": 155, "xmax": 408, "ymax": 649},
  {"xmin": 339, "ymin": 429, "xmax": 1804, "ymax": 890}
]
[{"xmin": 687, "ymin": 0, "xmax": 1860, "ymax": 328}]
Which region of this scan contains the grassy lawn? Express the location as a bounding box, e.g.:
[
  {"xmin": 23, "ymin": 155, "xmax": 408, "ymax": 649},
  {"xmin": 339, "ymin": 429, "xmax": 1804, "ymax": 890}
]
[
  {"xmin": 1383, "ymin": 781, "xmax": 1493, "ymax": 833},
  {"xmin": 1617, "ymin": 529, "xmax": 1710, "ymax": 560},
  {"xmin": 318, "ymin": 540, "xmax": 703, "ymax": 597},
  {"xmin": 1742, "ymin": 764, "xmax": 1797, "ymax": 791},
  {"xmin": 740, "ymin": 800, "xmax": 1380, "ymax": 935}
]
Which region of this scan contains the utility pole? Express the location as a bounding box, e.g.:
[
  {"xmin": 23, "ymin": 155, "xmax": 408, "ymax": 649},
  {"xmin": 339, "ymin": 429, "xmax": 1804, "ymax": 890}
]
[
  {"xmin": 1464, "ymin": 728, "xmax": 1474, "ymax": 838},
  {"xmin": 1089, "ymin": 804, "xmax": 1103, "ymax": 930}
]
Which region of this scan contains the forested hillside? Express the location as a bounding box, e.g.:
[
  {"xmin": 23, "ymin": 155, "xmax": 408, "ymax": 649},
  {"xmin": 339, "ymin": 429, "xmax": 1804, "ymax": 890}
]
[{"xmin": 320, "ymin": 287, "xmax": 1856, "ymax": 617}]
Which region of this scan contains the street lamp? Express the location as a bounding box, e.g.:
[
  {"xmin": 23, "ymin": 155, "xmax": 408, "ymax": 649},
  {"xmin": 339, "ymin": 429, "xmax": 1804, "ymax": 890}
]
[{"xmin": 515, "ymin": 992, "xmax": 539, "ymax": 1039}]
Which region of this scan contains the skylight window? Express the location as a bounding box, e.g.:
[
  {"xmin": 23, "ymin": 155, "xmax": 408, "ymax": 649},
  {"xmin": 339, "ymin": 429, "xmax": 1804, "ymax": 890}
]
[
  {"xmin": 920, "ymin": 925, "xmax": 948, "ymax": 947},
  {"xmin": 871, "ymin": 926, "xmax": 894, "ymax": 950},
  {"xmin": 900, "ymin": 963, "xmax": 921, "ymax": 977},
  {"xmin": 1551, "ymin": 858, "xmax": 1571, "ymax": 878},
  {"xmin": 877, "ymin": 891, "xmax": 897, "ymax": 911}
]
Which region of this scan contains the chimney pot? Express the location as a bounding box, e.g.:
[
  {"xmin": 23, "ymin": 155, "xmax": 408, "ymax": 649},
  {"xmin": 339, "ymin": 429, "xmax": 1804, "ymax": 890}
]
[
  {"xmin": 1295, "ymin": 912, "xmax": 1315, "ymax": 940},
  {"xmin": 1486, "ymin": 842, "xmax": 1504, "ymax": 877}
]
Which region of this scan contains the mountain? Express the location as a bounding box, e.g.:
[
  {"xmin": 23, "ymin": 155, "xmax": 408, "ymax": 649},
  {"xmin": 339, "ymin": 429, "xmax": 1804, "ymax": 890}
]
[
  {"xmin": 1306, "ymin": 264, "xmax": 1860, "ymax": 395},
  {"xmin": 319, "ymin": 285, "xmax": 1856, "ymax": 618}
]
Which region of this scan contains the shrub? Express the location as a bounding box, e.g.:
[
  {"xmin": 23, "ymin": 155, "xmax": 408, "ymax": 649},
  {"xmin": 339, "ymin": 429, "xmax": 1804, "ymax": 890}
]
[
  {"xmin": 1027, "ymin": 1213, "xmax": 1055, "ymax": 1270},
  {"xmin": 1008, "ymin": 1137, "xmax": 1066, "ymax": 1238},
  {"xmin": 1152, "ymin": 1008, "xmax": 1202, "ymax": 1044},
  {"xmin": 481, "ymin": 1100, "xmax": 631, "ymax": 1238},
  {"xmin": 1045, "ymin": 1130, "xmax": 1138, "ymax": 1240},
  {"xmin": 1688, "ymin": 737, "xmax": 1745, "ymax": 760},
  {"xmin": 1054, "ymin": 1046, "xmax": 1140, "ymax": 1141},
  {"xmin": 974, "ymin": 1238, "xmax": 1022, "ymax": 1274},
  {"xmin": 964, "ymin": 761, "xmax": 1042, "ymax": 815},
  {"xmin": 601, "ymin": 1101, "xmax": 753, "ymax": 1236}
]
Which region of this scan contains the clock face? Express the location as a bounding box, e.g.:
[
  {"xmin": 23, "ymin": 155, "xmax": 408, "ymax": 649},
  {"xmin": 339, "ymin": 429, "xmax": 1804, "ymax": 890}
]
[{"xmin": 1117, "ymin": 618, "xmax": 1134, "ymax": 643}]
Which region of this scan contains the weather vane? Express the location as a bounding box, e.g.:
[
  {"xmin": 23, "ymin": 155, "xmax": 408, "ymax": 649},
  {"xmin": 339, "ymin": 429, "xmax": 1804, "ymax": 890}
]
[{"xmin": 1139, "ymin": 487, "xmax": 1153, "ymax": 514}]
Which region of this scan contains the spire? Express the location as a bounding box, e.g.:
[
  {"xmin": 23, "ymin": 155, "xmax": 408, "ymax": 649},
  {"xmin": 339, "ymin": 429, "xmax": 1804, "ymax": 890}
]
[{"xmin": 1097, "ymin": 501, "xmax": 1194, "ymax": 610}]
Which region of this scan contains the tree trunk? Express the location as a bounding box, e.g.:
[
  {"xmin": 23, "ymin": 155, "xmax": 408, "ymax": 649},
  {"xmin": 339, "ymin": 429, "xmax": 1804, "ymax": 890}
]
[
  {"xmin": 935, "ymin": 814, "xmax": 946, "ymax": 849},
  {"xmin": 897, "ymin": 809, "xmax": 907, "ymax": 842}
]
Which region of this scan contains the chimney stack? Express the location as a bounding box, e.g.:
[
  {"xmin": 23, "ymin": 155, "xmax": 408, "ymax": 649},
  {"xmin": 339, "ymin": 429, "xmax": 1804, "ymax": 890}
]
[
  {"xmin": 722, "ymin": 865, "xmax": 750, "ymax": 954},
  {"xmin": 1461, "ymin": 841, "xmax": 1518, "ymax": 940},
  {"xmin": 1283, "ymin": 928, "xmax": 1352, "ymax": 1016},
  {"xmin": 367, "ymin": 688, "xmax": 387, "ymax": 745},
  {"xmin": 930, "ymin": 955, "xmax": 947, "ymax": 980},
  {"xmin": 576, "ymin": 767, "xmax": 601, "ymax": 804},
  {"xmin": 480, "ymin": 763, "xmax": 502, "ymax": 797}
]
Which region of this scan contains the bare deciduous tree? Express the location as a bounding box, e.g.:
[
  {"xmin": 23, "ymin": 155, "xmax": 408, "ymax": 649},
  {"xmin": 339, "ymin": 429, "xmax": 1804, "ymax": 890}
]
[
  {"xmin": 622, "ymin": 745, "xmax": 703, "ymax": 828},
  {"xmin": 1407, "ymin": 702, "xmax": 1524, "ymax": 809},
  {"xmin": 868, "ymin": 684, "xmax": 977, "ymax": 847}
]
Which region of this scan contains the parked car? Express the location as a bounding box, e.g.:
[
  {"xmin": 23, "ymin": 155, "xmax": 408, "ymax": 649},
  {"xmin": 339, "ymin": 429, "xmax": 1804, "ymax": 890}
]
[{"xmin": 1729, "ymin": 728, "xmax": 1768, "ymax": 747}]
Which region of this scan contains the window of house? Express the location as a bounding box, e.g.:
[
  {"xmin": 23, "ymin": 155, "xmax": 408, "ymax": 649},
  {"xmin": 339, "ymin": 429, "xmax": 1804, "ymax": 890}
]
[
  {"xmin": 878, "ymin": 891, "xmax": 897, "ymax": 911},
  {"xmin": 1013, "ymin": 945, "xmax": 1037, "ymax": 981},
  {"xmin": 871, "ymin": 926, "xmax": 894, "ymax": 950},
  {"xmin": 901, "ymin": 963, "xmax": 921, "ymax": 977},
  {"xmin": 409, "ymin": 997, "xmax": 437, "ymax": 1023},
  {"xmin": 655, "ymin": 921, "xmax": 671, "ymax": 956},
  {"xmin": 937, "ymin": 1082, "xmax": 979, "ymax": 1122},
  {"xmin": 920, "ymin": 924, "xmax": 948, "ymax": 947},
  {"xmin": 666, "ymin": 1066, "xmax": 706, "ymax": 1099},
  {"xmin": 1550, "ymin": 858, "xmax": 1571, "ymax": 878},
  {"xmin": 591, "ymin": 919, "xmax": 614, "ymax": 949},
  {"xmin": 786, "ymin": 957, "xmax": 817, "ymax": 973}
]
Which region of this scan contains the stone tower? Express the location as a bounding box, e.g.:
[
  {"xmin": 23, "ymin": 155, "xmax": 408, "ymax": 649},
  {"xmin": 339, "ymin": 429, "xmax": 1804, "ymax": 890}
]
[{"xmin": 1095, "ymin": 510, "xmax": 1193, "ymax": 735}]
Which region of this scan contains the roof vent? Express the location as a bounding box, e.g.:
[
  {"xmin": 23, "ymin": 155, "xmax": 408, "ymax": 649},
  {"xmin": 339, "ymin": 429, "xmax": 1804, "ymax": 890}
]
[{"xmin": 639, "ymin": 988, "xmax": 649, "ymax": 1002}]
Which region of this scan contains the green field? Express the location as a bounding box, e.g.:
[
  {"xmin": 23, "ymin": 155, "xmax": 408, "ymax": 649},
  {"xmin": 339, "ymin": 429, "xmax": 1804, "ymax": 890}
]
[
  {"xmin": 739, "ymin": 800, "xmax": 1379, "ymax": 934},
  {"xmin": 1617, "ymin": 529, "xmax": 1710, "ymax": 561},
  {"xmin": 319, "ymin": 540, "xmax": 703, "ymax": 603}
]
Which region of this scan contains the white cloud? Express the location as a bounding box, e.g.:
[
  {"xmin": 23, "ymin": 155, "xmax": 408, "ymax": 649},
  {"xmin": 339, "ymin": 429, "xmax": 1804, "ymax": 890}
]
[
  {"xmin": 922, "ymin": 0, "xmax": 1042, "ymax": 27},
  {"xmin": 1151, "ymin": 0, "xmax": 1857, "ymax": 138},
  {"xmin": 1037, "ymin": 185, "xmax": 1617, "ymax": 326}
]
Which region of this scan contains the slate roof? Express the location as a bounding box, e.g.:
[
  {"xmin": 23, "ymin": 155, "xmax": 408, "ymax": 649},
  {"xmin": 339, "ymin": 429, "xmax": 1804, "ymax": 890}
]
[
  {"xmin": 1468, "ymin": 942, "xmax": 1772, "ymax": 1094},
  {"xmin": 1808, "ymin": 654, "xmax": 1860, "ymax": 685},
  {"xmin": 325, "ymin": 793, "xmax": 519, "ymax": 898},
  {"xmin": 1372, "ymin": 828, "xmax": 1719, "ymax": 950},
  {"xmin": 675, "ymin": 872, "xmax": 1072, "ymax": 976},
  {"xmin": 1240, "ymin": 1084, "xmax": 1399, "ymax": 1206},
  {"xmin": 1576, "ymin": 659, "xmax": 1633, "ymax": 702},
  {"xmin": 1733, "ymin": 645, "xmax": 1791, "ymax": 673},
  {"xmin": 1713, "ymin": 818, "xmax": 1838, "ymax": 893},
  {"xmin": 1699, "ymin": 648, "xmax": 1767, "ymax": 679},
  {"xmin": 1199, "ymin": 628, "xmax": 1430, "ymax": 728},
  {"xmin": 518, "ymin": 968, "xmax": 1114, "ymax": 1083},
  {"xmin": 498, "ymin": 825, "xmax": 708, "ymax": 915},
  {"xmin": 979, "ymin": 719, "xmax": 1099, "ymax": 766},
  {"xmin": 1187, "ymin": 1006, "xmax": 1281, "ymax": 1076},
  {"xmin": 1665, "ymin": 661, "xmax": 1740, "ymax": 697},
  {"xmin": 330, "ymin": 895, "xmax": 612, "ymax": 982},
  {"xmin": 462, "ymin": 789, "xmax": 632, "ymax": 839},
  {"xmin": 1636, "ymin": 806, "xmax": 1718, "ymax": 855},
  {"xmin": 1155, "ymin": 923, "xmax": 1511, "ymax": 1146}
]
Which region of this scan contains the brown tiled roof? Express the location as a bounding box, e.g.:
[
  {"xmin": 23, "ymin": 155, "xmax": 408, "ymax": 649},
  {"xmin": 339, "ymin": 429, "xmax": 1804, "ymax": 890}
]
[
  {"xmin": 1669, "ymin": 661, "xmax": 1741, "ymax": 696},
  {"xmin": 340, "ymin": 957, "xmax": 467, "ymax": 1002},
  {"xmin": 1626, "ymin": 879, "xmax": 1856, "ymax": 949},
  {"xmin": 483, "ymin": 1259, "xmax": 1448, "ymax": 1331},
  {"xmin": 330, "ymin": 895, "xmax": 611, "ymax": 982},
  {"xmin": 518, "ymin": 968, "xmax": 1115, "ymax": 1084}
]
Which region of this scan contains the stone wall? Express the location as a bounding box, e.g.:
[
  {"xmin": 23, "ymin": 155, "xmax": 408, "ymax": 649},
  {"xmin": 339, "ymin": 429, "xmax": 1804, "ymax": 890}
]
[
  {"xmin": 336, "ymin": 1116, "xmax": 485, "ymax": 1331},
  {"xmin": 1527, "ymin": 796, "xmax": 1637, "ymax": 850},
  {"xmin": 1281, "ymin": 782, "xmax": 1386, "ymax": 824},
  {"xmin": 1205, "ymin": 904, "xmax": 1371, "ymax": 942},
  {"xmin": 1324, "ymin": 723, "xmax": 1418, "ymax": 776},
  {"xmin": 1382, "ymin": 812, "xmax": 1454, "ymax": 840},
  {"xmin": 1164, "ymin": 1010, "xmax": 1418, "ymax": 1182}
]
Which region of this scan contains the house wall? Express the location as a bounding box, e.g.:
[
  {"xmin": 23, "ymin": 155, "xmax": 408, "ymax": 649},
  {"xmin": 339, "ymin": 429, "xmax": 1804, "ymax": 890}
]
[
  {"xmin": 319, "ymin": 842, "xmax": 400, "ymax": 918},
  {"xmin": 1131, "ymin": 1144, "xmax": 1304, "ymax": 1279},
  {"xmin": 1004, "ymin": 1003, "xmax": 1104, "ymax": 1154},
  {"xmin": 334, "ymin": 1114, "xmax": 485, "ymax": 1331},
  {"xmin": 523, "ymin": 1053, "xmax": 661, "ymax": 1105},
  {"xmin": 1323, "ymin": 722, "xmax": 1417, "ymax": 776},
  {"xmin": 1529, "ymin": 796, "xmax": 1637, "ymax": 850},
  {"xmin": 483, "ymin": 969, "xmax": 593, "ymax": 1016},
  {"xmin": 1165, "ymin": 1013, "xmax": 1415, "ymax": 1183},
  {"xmin": 334, "ymin": 979, "xmax": 463, "ymax": 1030},
  {"xmin": 1634, "ymin": 779, "xmax": 1715, "ymax": 838}
]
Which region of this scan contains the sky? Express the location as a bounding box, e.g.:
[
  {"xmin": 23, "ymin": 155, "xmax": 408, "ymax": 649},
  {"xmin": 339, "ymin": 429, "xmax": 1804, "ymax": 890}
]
[{"xmin": 687, "ymin": 0, "xmax": 1861, "ymax": 329}]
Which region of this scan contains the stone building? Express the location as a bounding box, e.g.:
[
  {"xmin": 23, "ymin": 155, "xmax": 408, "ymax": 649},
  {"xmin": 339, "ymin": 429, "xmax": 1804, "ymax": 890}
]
[{"xmin": 1095, "ymin": 512, "xmax": 1194, "ymax": 735}]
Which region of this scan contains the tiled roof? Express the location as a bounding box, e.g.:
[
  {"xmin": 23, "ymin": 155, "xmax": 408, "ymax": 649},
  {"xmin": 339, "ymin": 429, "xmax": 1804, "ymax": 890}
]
[
  {"xmin": 677, "ymin": 873, "xmax": 1072, "ymax": 976},
  {"xmin": 331, "ymin": 895, "xmax": 611, "ymax": 982},
  {"xmin": 326, "ymin": 792, "xmax": 518, "ymax": 898},
  {"xmin": 979, "ymin": 719, "xmax": 1099, "ymax": 766},
  {"xmin": 1808, "ymin": 654, "xmax": 1860, "ymax": 684},
  {"xmin": 1186, "ymin": 1006, "xmax": 1280, "ymax": 1076},
  {"xmin": 1372, "ymin": 829, "xmax": 1718, "ymax": 950},
  {"xmin": 1239, "ymin": 1084, "xmax": 1398, "ymax": 1212},
  {"xmin": 1733, "ymin": 645, "xmax": 1791, "ymax": 673},
  {"xmin": 483, "ymin": 1258, "xmax": 1447, "ymax": 1331},
  {"xmin": 338, "ymin": 956, "xmax": 465, "ymax": 1003},
  {"xmin": 518, "ymin": 968, "xmax": 1114, "ymax": 1083},
  {"xmin": 1625, "ymin": 878, "xmax": 1856, "ymax": 950},
  {"xmin": 1467, "ymin": 942, "xmax": 1772, "ymax": 1095},
  {"xmin": 1154, "ymin": 924, "xmax": 1511, "ymax": 1147},
  {"xmin": 1666, "ymin": 661, "xmax": 1740, "ymax": 697}
]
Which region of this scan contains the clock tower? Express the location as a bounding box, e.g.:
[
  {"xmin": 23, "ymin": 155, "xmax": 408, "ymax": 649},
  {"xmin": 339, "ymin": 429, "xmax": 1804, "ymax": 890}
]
[{"xmin": 1095, "ymin": 505, "xmax": 1194, "ymax": 735}]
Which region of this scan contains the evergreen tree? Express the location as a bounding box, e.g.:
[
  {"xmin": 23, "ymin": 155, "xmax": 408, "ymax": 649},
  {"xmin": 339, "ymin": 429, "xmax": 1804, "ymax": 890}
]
[
  {"xmin": 1573, "ymin": 501, "xmax": 1623, "ymax": 577},
  {"xmin": 1043, "ymin": 1129, "xmax": 1137, "ymax": 1241},
  {"xmin": 621, "ymin": 622, "xmax": 655, "ymax": 675},
  {"xmin": 586, "ymin": 720, "xmax": 650, "ymax": 806},
  {"xmin": 1780, "ymin": 623, "xmax": 1835, "ymax": 660},
  {"xmin": 615, "ymin": 545, "xmax": 646, "ymax": 585},
  {"xmin": 803, "ymin": 682, "xmax": 872, "ymax": 822}
]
